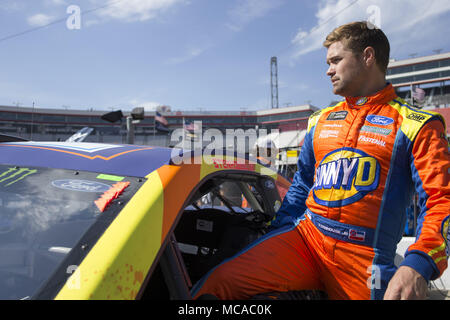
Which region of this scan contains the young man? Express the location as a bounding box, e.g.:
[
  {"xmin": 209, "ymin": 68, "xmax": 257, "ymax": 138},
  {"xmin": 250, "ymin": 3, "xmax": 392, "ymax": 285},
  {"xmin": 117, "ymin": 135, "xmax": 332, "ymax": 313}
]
[{"xmin": 191, "ymin": 21, "xmax": 450, "ymax": 300}]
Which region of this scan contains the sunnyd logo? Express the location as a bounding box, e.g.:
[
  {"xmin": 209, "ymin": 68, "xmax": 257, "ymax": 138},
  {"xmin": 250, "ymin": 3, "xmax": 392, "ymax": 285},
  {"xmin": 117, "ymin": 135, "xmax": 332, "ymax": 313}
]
[{"xmin": 313, "ymin": 148, "xmax": 380, "ymax": 207}]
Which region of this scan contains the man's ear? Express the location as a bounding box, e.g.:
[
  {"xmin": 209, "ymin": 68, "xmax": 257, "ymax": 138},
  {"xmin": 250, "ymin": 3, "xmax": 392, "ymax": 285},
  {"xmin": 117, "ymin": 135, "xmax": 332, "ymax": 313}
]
[{"xmin": 363, "ymin": 46, "xmax": 376, "ymax": 68}]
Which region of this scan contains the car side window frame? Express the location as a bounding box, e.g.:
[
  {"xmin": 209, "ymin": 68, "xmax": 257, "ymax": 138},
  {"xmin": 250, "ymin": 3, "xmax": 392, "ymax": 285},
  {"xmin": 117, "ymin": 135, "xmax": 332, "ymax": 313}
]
[
  {"xmin": 138, "ymin": 170, "xmax": 284, "ymax": 300},
  {"xmin": 158, "ymin": 233, "xmax": 192, "ymax": 300}
]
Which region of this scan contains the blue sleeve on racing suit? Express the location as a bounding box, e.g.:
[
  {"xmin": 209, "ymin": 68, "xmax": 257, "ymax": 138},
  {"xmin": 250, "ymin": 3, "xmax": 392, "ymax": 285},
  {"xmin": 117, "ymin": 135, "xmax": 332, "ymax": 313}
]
[{"xmin": 271, "ymin": 128, "xmax": 316, "ymax": 228}]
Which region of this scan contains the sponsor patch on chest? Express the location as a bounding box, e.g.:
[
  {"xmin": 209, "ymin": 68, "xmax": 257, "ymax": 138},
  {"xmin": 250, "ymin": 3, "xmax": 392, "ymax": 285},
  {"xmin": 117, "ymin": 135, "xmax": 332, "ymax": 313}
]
[
  {"xmin": 366, "ymin": 115, "xmax": 394, "ymax": 126},
  {"xmin": 319, "ymin": 130, "xmax": 339, "ymax": 139},
  {"xmin": 349, "ymin": 229, "xmax": 366, "ymax": 241},
  {"xmin": 358, "ymin": 135, "xmax": 386, "ymax": 147},
  {"xmin": 407, "ymin": 113, "xmax": 427, "ymax": 122},
  {"xmin": 360, "ymin": 125, "xmax": 391, "ymax": 136},
  {"xmin": 313, "ymin": 148, "xmax": 380, "ymax": 207},
  {"xmin": 327, "ymin": 111, "xmax": 348, "ymax": 121}
]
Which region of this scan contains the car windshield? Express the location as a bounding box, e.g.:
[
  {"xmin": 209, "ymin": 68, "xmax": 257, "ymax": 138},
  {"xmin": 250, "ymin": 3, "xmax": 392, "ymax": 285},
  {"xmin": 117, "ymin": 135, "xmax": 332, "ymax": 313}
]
[{"xmin": 0, "ymin": 164, "xmax": 140, "ymax": 300}]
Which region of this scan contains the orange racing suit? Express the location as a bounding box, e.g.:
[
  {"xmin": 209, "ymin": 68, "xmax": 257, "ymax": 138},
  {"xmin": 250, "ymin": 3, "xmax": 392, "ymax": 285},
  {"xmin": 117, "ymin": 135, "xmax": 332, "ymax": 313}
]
[{"xmin": 191, "ymin": 84, "xmax": 450, "ymax": 299}]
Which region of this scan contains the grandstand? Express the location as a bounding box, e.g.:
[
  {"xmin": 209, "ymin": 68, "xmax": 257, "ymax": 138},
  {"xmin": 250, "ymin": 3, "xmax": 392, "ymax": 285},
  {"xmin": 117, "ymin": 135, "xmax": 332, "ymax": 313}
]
[
  {"xmin": 387, "ymin": 51, "xmax": 450, "ymax": 108},
  {"xmin": 3, "ymin": 50, "xmax": 450, "ymax": 145},
  {"xmin": 0, "ymin": 104, "xmax": 318, "ymax": 146},
  {"xmin": 386, "ymin": 51, "xmax": 450, "ymax": 136}
]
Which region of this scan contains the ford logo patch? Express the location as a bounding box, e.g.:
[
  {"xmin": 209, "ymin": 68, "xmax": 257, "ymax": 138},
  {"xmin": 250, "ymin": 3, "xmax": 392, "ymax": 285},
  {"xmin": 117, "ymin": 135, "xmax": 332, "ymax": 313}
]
[
  {"xmin": 52, "ymin": 179, "xmax": 111, "ymax": 193},
  {"xmin": 366, "ymin": 115, "xmax": 394, "ymax": 126}
]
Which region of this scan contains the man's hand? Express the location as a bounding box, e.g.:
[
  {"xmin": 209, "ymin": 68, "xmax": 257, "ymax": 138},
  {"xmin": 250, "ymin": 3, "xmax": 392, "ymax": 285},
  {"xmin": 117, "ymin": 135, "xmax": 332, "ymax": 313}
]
[{"xmin": 384, "ymin": 266, "xmax": 428, "ymax": 300}]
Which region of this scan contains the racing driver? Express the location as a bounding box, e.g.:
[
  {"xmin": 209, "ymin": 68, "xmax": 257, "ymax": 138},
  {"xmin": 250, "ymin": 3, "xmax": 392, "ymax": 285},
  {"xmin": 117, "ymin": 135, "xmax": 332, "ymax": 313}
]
[{"xmin": 191, "ymin": 21, "xmax": 450, "ymax": 300}]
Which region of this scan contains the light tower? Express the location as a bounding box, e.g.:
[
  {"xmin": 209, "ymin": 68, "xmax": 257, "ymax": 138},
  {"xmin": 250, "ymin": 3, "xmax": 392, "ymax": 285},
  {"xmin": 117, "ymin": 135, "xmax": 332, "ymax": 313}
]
[{"xmin": 270, "ymin": 56, "xmax": 279, "ymax": 109}]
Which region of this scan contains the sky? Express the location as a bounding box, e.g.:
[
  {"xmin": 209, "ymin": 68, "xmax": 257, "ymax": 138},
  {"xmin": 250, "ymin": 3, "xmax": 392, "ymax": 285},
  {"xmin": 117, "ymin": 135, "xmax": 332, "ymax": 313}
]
[{"xmin": 0, "ymin": 0, "xmax": 450, "ymax": 113}]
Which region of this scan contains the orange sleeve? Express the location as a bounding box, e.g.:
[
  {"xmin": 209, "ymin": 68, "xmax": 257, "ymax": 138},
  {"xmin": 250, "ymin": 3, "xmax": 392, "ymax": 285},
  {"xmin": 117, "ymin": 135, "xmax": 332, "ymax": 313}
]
[{"xmin": 400, "ymin": 119, "xmax": 450, "ymax": 280}]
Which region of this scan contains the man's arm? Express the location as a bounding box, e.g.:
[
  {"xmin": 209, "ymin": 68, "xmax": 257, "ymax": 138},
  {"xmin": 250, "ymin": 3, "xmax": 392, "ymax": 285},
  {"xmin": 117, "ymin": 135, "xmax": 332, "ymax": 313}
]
[
  {"xmin": 270, "ymin": 122, "xmax": 317, "ymax": 228},
  {"xmin": 384, "ymin": 266, "xmax": 428, "ymax": 299},
  {"xmin": 385, "ymin": 118, "xmax": 450, "ymax": 299}
]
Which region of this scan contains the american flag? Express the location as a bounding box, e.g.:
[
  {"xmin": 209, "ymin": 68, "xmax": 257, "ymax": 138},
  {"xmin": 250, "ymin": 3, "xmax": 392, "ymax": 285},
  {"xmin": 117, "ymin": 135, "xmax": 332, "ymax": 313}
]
[
  {"xmin": 155, "ymin": 112, "xmax": 168, "ymax": 126},
  {"xmin": 412, "ymin": 87, "xmax": 425, "ymax": 102},
  {"xmin": 155, "ymin": 111, "xmax": 169, "ymax": 133},
  {"xmin": 184, "ymin": 120, "xmax": 197, "ymax": 132}
]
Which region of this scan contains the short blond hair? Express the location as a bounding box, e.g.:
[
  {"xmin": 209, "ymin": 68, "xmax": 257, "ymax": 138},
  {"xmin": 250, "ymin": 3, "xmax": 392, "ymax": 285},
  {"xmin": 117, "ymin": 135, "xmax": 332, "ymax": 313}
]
[{"xmin": 323, "ymin": 21, "xmax": 390, "ymax": 74}]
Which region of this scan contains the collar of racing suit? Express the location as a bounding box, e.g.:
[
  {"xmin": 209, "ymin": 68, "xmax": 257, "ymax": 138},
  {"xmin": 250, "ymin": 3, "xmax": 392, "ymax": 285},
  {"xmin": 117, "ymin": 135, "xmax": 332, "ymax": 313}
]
[{"xmin": 345, "ymin": 83, "xmax": 397, "ymax": 107}]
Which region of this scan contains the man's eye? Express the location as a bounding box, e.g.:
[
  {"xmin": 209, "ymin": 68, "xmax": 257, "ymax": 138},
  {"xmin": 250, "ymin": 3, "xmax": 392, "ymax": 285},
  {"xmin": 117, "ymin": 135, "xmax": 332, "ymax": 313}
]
[{"xmin": 327, "ymin": 57, "xmax": 341, "ymax": 65}]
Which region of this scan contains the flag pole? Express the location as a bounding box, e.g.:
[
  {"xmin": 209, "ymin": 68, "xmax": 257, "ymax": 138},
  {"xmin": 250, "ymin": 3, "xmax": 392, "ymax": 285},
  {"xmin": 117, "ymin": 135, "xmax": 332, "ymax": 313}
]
[{"xmin": 182, "ymin": 117, "xmax": 186, "ymax": 150}]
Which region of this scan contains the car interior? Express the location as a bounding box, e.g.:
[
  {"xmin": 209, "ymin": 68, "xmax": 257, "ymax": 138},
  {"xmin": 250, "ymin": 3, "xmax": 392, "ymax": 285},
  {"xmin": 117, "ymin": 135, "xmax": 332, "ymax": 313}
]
[{"xmin": 140, "ymin": 172, "xmax": 281, "ymax": 300}]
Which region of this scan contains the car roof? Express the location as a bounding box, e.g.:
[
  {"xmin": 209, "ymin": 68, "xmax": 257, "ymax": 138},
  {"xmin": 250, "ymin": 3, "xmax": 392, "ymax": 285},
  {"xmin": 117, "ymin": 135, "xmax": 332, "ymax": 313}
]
[{"xmin": 0, "ymin": 141, "xmax": 174, "ymax": 178}]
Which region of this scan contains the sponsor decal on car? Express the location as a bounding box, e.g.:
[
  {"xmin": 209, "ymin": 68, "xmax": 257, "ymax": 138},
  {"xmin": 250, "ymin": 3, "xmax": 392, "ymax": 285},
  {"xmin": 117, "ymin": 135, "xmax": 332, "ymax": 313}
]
[
  {"xmin": 94, "ymin": 181, "xmax": 130, "ymax": 212},
  {"xmin": 7, "ymin": 141, "xmax": 121, "ymax": 153},
  {"xmin": 96, "ymin": 174, "xmax": 125, "ymax": 182},
  {"xmin": 0, "ymin": 167, "xmax": 37, "ymax": 187},
  {"xmin": 52, "ymin": 179, "xmax": 111, "ymax": 193},
  {"xmin": 212, "ymin": 158, "xmax": 255, "ymax": 171}
]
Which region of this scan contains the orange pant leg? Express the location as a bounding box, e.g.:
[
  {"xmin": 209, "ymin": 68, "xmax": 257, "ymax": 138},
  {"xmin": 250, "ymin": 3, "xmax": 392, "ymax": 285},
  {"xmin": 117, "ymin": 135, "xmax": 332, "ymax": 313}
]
[
  {"xmin": 192, "ymin": 224, "xmax": 324, "ymax": 300},
  {"xmin": 298, "ymin": 218, "xmax": 374, "ymax": 300}
]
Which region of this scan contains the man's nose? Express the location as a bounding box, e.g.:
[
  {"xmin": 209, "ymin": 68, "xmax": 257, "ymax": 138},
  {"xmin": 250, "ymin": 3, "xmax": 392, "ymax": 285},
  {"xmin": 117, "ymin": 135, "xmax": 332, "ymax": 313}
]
[{"xmin": 326, "ymin": 65, "xmax": 335, "ymax": 77}]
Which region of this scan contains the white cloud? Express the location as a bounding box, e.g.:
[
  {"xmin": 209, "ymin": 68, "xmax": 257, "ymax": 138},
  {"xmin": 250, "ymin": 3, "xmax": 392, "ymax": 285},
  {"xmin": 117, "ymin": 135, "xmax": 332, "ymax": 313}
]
[
  {"xmin": 94, "ymin": 0, "xmax": 187, "ymax": 22},
  {"xmin": 165, "ymin": 45, "xmax": 209, "ymax": 65},
  {"xmin": 227, "ymin": 0, "xmax": 284, "ymax": 31},
  {"xmin": 44, "ymin": 0, "xmax": 67, "ymax": 6},
  {"xmin": 27, "ymin": 13, "xmax": 55, "ymax": 27},
  {"xmin": 290, "ymin": 0, "xmax": 450, "ymax": 61}
]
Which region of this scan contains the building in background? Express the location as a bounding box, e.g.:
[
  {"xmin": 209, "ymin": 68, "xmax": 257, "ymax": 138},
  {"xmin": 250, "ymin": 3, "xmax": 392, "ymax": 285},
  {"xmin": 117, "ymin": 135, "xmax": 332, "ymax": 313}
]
[
  {"xmin": 3, "ymin": 50, "xmax": 450, "ymax": 151},
  {"xmin": 386, "ymin": 51, "xmax": 450, "ymax": 136},
  {"xmin": 0, "ymin": 103, "xmax": 317, "ymax": 148}
]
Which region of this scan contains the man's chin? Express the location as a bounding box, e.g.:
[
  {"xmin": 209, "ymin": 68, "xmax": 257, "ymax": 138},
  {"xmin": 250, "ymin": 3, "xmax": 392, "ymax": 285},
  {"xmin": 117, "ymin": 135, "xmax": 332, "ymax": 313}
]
[{"xmin": 332, "ymin": 87, "xmax": 346, "ymax": 97}]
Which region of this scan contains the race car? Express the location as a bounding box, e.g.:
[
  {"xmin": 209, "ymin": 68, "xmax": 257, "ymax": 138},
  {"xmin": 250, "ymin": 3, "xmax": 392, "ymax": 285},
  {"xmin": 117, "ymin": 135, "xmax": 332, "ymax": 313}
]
[{"xmin": 0, "ymin": 135, "xmax": 291, "ymax": 300}]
